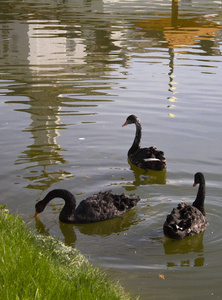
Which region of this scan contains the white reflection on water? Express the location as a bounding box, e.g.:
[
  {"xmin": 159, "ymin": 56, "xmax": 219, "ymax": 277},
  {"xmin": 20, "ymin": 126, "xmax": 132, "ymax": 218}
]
[{"xmin": 28, "ymin": 23, "xmax": 86, "ymax": 67}]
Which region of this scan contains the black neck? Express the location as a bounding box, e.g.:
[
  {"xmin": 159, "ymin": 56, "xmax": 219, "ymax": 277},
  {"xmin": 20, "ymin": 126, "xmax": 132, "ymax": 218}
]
[
  {"xmin": 42, "ymin": 189, "xmax": 76, "ymax": 210},
  {"xmin": 128, "ymin": 118, "xmax": 141, "ymax": 156},
  {"xmin": 192, "ymin": 181, "xmax": 206, "ymax": 215}
]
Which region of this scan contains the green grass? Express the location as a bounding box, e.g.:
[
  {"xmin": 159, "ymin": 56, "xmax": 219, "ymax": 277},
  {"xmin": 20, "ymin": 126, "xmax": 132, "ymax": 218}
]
[{"xmin": 0, "ymin": 206, "xmax": 134, "ymax": 300}]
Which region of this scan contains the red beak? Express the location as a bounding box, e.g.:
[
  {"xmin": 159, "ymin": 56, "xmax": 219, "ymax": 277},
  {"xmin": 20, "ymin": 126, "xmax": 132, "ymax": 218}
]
[
  {"xmin": 122, "ymin": 120, "xmax": 128, "ymax": 127},
  {"xmin": 193, "ymin": 183, "xmax": 197, "ymax": 187},
  {"xmin": 34, "ymin": 210, "xmax": 39, "ymax": 217}
]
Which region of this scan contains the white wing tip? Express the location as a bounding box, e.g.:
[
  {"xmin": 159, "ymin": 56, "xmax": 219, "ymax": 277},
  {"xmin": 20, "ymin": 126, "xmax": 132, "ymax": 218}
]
[{"xmin": 143, "ymin": 158, "xmax": 161, "ymax": 162}]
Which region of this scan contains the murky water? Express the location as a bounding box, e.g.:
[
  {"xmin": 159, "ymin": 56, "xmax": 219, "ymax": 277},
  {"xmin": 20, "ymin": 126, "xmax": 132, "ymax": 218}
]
[{"xmin": 1, "ymin": 0, "xmax": 222, "ymax": 298}]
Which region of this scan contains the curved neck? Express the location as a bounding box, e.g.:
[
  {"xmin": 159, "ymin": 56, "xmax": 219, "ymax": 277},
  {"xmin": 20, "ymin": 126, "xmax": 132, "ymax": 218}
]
[
  {"xmin": 192, "ymin": 181, "xmax": 205, "ymax": 215},
  {"xmin": 128, "ymin": 119, "xmax": 141, "ymax": 156},
  {"xmin": 41, "ymin": 189, "xmax": 76, "ymax": 211}
]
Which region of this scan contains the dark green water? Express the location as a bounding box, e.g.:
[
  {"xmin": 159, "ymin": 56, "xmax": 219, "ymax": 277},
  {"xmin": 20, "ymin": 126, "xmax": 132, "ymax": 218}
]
[{"xmin": 1, "ymin": 0, "xmax": 222, "ymax": 298}]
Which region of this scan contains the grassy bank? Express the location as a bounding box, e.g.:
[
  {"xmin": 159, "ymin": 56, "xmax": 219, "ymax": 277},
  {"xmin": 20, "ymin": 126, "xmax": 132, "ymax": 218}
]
[{"xmin": 0, "ymin": 206, "xmax": 134, "ymax": 300}]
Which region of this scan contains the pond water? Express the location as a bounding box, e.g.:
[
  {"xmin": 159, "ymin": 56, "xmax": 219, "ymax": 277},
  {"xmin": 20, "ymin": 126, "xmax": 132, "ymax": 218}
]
[{"xmin": 1, "ymin": 0, "xmax": 222, "ymax": 298}]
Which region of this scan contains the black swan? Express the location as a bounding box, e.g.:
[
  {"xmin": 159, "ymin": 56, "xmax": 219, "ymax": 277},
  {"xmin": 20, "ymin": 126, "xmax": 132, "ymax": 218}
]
[
  {"xmin": 34, "ymin": 189, "xmax": 140, "ymax": 223},
  {"xmin": 122, "ymin": 115, "xmax": 166, "ymax": 171},
  {"xmin": 163, "ymin": 172, "xmax": 208, "ymax": 240}
]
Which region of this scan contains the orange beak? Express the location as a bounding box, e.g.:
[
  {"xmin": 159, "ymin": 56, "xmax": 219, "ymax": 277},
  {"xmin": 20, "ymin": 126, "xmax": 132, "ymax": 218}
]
[
  {"xmin": 34, "ymin": 210, "xmax": 39, "ymax": 217},
  {"xmin": 193, "ymin": 183, "xmax": 197, "ymax": 187},
  {"xmin": 122, "ymin": 120, "xmax": 128, "ymax": 127}
]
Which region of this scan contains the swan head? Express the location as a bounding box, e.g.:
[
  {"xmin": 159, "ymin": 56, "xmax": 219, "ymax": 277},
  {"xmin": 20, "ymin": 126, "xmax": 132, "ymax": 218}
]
[
  {"xmin": 193, "ymin": 172, "xmax": 205, "ymax": 187},
  {"xmin": 34, "ymin": 200, "xmax": 45, "ymax": 217},
  {"xmin": 122, "ymin": 115, "xmax": 139, "ymax": 127}
]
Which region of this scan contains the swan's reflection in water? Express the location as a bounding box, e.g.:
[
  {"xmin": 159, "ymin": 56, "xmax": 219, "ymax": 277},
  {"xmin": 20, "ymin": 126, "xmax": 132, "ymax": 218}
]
[
  {"xmin": 34, "ymin": 217, "xmax": 77, "ymax": 245},
  {"xmin": 59, "ymin": 222, "xmax": 77, "ymax": 246},
  {"xmin": 123, "ymin": 161, "xmax": 166, "ymax": 192},
  {"xmin": 163, "ymin": 233, "xmax": 205, "ymax": 267},
  {"xmin": 35, "ymin": 217, "xmax": 50, "ymax": 236},
  {"xmin": 35, "ymin": 208, "xmax": 139, "ymax": 246},
  {"xmin": 75, "ymin": 209, "xmax": 139, "ymax": 237}
]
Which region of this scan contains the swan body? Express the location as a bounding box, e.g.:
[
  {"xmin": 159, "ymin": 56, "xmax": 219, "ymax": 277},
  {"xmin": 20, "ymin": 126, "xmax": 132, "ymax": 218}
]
[
  {"xmin": 122, "ymin": 115, "xmax": 166, "ymax": 171},
  {"xmin": 163, "ymin": 172, "xmax": 208, "ymax": 240},
  {"xmin": 34, "ymin": 189, "xmax": 140, "ymax": 223}
]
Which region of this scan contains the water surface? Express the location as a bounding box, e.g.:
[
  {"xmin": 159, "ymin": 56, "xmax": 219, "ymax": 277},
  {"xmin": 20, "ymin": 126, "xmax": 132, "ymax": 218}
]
[{"xmin": 1, "ymin": 0, "xmax": 222, "ymax": 298}]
